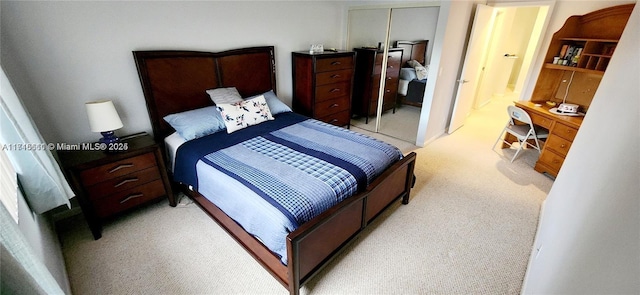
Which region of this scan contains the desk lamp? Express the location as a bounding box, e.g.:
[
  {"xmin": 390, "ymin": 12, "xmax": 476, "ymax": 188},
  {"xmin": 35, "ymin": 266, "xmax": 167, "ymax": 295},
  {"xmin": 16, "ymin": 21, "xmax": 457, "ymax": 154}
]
[{"xmin": 85, "ymin": 100, "xmax": 123, "ymax": 143}]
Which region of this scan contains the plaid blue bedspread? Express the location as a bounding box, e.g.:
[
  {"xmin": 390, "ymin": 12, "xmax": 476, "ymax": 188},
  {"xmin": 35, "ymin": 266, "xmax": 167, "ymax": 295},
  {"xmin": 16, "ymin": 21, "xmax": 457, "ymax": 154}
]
[{"xmin": 174, "ymin": 112, "xmax": 403, "ymax": 227}]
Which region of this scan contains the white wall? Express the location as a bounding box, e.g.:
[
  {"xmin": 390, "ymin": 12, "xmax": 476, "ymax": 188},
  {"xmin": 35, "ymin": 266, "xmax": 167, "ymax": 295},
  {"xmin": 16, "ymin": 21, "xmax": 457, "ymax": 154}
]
[
  {"xmin": 17, "ymin": 191, "xmax": 71, "ymax": 293},
  {"xmin": 418, "ymin": 0, "xmax": 482, "ymax": 145},
  {"xmin": 1, "ymin": 1, "xmax": 348, "ymax": 144},
  {"xmin": 522, "ymin": 3, "xmax": 639, "ymax": 293}
]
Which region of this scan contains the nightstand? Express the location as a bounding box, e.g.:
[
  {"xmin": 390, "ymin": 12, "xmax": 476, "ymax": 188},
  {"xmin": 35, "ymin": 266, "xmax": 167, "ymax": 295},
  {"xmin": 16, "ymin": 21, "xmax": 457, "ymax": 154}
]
[{"xmin": 58, "ymin": 133, "xmax": 175, "ymax": 239}]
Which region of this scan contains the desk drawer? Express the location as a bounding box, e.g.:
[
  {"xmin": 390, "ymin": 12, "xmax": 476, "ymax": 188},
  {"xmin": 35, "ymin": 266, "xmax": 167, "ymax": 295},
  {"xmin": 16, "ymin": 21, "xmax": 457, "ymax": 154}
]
[
  {"xmin": 553, "ymin": 122, "xmax": 578, "ymax": 141},
  {"xmin": 529, "ymin": 112, "xmax": 553, "ymax": 129},
  {"xmin": 545, "ymin": 135, "xmax": 573, "ymax": 157},
  {"xmin": 539, "ymin": 150, "xmax": 565, "ymax": 173}
]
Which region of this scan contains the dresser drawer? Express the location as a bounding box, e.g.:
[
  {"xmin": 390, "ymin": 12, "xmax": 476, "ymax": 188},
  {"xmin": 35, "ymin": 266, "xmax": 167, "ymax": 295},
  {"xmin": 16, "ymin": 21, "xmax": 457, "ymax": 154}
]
[
  {"xmin": 316, "ymin": 56, "xmax": 354, "ymax": 72},
  {"xmin": 80, "ymin": 153, "xmax": 156, "ymax": 186},
  {"xmin": 374, "ymin": 51, "xmax": 402, "ymax": 66},
  {"xmin": 85, "ymin": 166, "xmax": 161, "ymax": 201},
  {"xmin": 93, "ymin": 179, "xmax": 166, "ymax": 218},
  {"xmin": 315, "ymin": 81, "xmax": 351, "ymax": 102},
  {"xmin": 315, "ymin": 96, "xmax": 350, "ymax": 118},
  {"xmin": 316, "ymin": 69, "xmax": 353, "ymax": 86},
  {"xmin": 545, "ymin": 135, "xmax": 573, "ymax": 157},
  {"xmin": 553, "ymin": 122, "xmax": 578, "ymax": 141},
  {"xmin": 317, "ymin": 110, "xmax": 350, "ymax": 127},
  {"xmin": 538, "ymin": 150, "xmax": 565, "ymax": 173}
]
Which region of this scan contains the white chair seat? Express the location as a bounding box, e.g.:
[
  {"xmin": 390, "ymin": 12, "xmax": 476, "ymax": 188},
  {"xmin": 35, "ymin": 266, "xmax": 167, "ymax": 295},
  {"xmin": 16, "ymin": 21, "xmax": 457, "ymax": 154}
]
[{"xmin": 493, "ymin": 106, "xmax": 549, "ymax": 162}]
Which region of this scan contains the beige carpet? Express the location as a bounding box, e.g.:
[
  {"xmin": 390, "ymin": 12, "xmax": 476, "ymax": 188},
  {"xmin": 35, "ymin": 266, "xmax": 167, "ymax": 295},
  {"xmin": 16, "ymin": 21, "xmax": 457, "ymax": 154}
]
[
  {"xmin": 351, "ymin": 104, "xmax": 421, "ymax": 144},
  {"xmin": 58, "ymin": 94, "xmax": 553, "ymax": 294}
]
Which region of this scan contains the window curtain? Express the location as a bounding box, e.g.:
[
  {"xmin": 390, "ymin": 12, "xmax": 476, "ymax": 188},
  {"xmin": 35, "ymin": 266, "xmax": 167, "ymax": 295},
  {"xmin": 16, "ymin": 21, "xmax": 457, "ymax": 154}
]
[{"xmin": 0, "ymin": 66, "xmax": 74, "ymax": 214}]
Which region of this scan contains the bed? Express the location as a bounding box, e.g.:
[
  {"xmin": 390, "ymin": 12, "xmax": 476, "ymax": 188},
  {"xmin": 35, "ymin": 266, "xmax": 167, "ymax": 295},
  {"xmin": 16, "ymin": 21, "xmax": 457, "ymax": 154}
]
[
  {"xmin": 133, "ymin": 46, "xmax": 417, "ymax": 295},
  {"xmin": 394, "ymin": 40, "xmax": 429, "ymax": 107}
]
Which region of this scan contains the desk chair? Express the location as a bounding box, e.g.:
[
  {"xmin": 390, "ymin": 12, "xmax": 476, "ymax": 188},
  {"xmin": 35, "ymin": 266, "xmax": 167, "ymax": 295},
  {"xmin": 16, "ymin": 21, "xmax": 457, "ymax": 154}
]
[{"xmin": 493, "ymin": 105, "xmax": 549, "ymax": 162}]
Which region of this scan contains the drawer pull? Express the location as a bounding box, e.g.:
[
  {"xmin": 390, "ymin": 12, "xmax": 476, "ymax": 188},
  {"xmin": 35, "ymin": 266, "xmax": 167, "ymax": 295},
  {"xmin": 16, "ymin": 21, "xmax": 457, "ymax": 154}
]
[
  {"xmin": 331, "ymin": 74, "xmax": 341, "ymax": 78},
  {"xmin": 114, "ymin": 178, "xmax": 139, "ymax": 188},
  {"xmin": 109, "ymin": 163, "xmax": 134, "ymax": 173},
  {"xmin": 120, "ymin": 193, "xmax": 143, "ymax": 204},
  {"xmin": 330, "ymin": 103, "xmax": 339, "ymax": 108},
  {"xmin": 331, "ymin": 61, "xmax": 342, "ymax": 65},
  {"xmin": 560, "ymin": 144, "xmax": 566, "ymax": 148},
  {"xmin": 329, "ymin": 119, "xmax": 339, "ymax": 123},
  {"xmin": 329, "ymin": 88, "xmax": 341, "ymax": 93}
]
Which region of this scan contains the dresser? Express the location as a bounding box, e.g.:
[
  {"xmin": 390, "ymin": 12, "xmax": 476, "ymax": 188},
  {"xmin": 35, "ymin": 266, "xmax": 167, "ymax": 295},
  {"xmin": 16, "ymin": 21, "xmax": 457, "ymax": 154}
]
[
  {"xmin": 513, "ymin": 102, "xmax": 582, "ymax": 177},
  {"xmin": 292, "ymin": 51, "xmax": 355, "ymax": 127},
  {"xmin": 59, "ymin": 133, "xmax": 175, "ymax": 239},
  {"xmin": 351, "ymin": 48, "xmax": 403, "ymax": 123}
]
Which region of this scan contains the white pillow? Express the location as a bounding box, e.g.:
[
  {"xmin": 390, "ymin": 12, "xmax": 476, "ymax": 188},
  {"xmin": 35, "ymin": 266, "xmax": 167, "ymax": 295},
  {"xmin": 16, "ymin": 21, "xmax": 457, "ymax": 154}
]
[
  {"xmin": 206, "ymin": 87, "xmax": 243, "ymax": 105},
  {"xmin": 216, "ymin": 95, "xmax": 274, "ymax": 133}
]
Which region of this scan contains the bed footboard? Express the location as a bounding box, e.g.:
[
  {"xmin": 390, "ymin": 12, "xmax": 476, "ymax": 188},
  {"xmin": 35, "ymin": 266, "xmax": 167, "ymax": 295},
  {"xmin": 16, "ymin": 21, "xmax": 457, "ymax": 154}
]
[{"xmin": 286, "ymin": 151, "xmax": 416, "ymax": 294}]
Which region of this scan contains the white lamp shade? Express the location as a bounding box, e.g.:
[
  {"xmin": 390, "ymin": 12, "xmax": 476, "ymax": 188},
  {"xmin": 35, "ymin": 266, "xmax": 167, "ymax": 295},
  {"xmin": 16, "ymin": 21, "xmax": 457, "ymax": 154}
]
[{"xmin": 85, "ymin": 100, "xmax": 123, "ymax": 132}]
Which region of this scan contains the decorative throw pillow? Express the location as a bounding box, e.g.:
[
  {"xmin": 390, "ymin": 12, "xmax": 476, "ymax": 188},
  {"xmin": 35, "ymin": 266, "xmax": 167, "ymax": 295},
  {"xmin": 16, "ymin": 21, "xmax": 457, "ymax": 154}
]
[
  {"xmin": 206, "ymin": 87, "xmax": 243, "ymax": 105},
  {"xmin": 246, "ymin": 90, "xmax": 292, "ymax": 115},
  {"xmin": 163, "ymin": 106, "xmax": 226, "ymax": 140},
  {"xmin": 217, "ymin": 95, "xmax": 274, "ymax": 133},
  {"xmin": 407, "ymin": 59, "xmax": 428, "ymax": 80}
]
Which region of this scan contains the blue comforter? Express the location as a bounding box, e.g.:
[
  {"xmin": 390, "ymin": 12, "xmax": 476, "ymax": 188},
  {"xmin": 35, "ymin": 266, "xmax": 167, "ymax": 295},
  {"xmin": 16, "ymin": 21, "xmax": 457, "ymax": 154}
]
[{"xmin": 174, "ymin": 112, "xmax": 403, "ymax": 228}]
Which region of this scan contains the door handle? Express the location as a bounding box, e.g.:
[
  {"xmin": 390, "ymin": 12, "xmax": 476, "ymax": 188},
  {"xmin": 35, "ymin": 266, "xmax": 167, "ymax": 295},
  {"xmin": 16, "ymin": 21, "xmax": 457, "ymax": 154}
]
[{"xmin": 456, "ymin": 79, "xmax": 470, "ymax": 84}]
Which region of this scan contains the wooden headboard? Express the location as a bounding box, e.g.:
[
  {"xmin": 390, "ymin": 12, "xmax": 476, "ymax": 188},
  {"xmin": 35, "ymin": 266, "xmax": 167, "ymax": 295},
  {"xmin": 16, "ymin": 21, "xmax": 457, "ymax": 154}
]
[
  {"xmin": 394, "ymin": 40, "xmax": 429, "ymax": 67},
  {"xmin": 133, "ymin": 46, "xmax": 276, "ymax": 140}
]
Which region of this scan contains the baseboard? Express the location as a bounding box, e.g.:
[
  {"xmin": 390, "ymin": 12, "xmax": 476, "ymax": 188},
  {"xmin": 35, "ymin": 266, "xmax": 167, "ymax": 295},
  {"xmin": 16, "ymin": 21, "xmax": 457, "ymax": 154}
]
[{"xmin": 520, "ymin": 199, "xmax": 547, "ymax": 294}]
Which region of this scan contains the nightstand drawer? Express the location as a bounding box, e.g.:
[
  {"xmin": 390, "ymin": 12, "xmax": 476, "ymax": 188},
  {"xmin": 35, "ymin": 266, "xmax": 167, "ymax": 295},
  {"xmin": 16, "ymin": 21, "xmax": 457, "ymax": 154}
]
[
  {"xmin": 316, "ymin": 56, "xmax": 354, "ymax": 72},
  {"xmin": 93, "ymin": 179, "xmax": 166, "ymax": 218},
  {"xmin": 80, "ymin": 152, "xmax": 156, "ymax": 186},
  {"xmin": 316, "ymin": 69, "xmax": 353, "ymax": 86},
  {"xmin": 85, "ymin": 166, "xmax": 161, "ymax": 201},
  {"xmin": 315, "ymin": 96, "xmax": 350, "ymax": 118}
]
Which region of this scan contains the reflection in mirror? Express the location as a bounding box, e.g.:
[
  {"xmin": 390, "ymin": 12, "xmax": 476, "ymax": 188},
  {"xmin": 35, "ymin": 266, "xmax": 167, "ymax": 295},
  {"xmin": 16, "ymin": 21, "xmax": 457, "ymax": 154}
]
[
  {"xmin": 349, "ymin": 6, "xmax": 439, "ymax": 144},
  {"xmin": 348, "ymin": 8, "xmax": 390, "ymax": 134}
]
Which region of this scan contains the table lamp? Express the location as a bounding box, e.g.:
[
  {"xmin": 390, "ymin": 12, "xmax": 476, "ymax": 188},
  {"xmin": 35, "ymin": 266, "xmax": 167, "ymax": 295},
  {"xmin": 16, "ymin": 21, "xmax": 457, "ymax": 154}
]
[{"xmin": 85, "ymin": 100, "xmax": 123, "ymax": 143}]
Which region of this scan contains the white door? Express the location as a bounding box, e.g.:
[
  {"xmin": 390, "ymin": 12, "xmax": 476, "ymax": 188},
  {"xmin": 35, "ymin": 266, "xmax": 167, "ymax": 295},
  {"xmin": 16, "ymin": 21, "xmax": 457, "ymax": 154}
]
[{"xmin": 447, "ymin": 4, "xmax": 496, "ymax": 134}]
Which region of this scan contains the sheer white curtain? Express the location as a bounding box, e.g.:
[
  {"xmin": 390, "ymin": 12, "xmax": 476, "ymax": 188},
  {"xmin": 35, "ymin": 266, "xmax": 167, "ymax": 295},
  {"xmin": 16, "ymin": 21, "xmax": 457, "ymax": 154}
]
[{"xmin": 0, "ymin": 66, "xmax": 73, "ymax": 214}]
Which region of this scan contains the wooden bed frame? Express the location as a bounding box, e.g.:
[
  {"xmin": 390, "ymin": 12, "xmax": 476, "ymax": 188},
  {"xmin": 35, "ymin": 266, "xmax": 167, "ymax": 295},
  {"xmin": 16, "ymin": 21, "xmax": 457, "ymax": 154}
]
[
  {"xmin": 395, "ymin": 40, "xmax": 429, "ymax": 67},
  {"xmin": 133, "ymin": 46, "xmax": 416, "ymax": 294}
]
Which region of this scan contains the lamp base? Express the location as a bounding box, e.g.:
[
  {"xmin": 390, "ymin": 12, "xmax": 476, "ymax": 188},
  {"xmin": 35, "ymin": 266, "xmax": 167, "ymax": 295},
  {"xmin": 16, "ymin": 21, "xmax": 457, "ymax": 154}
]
[{"xmin": 99, "ymin": 131, "xmax": 119, "ymax": 144}]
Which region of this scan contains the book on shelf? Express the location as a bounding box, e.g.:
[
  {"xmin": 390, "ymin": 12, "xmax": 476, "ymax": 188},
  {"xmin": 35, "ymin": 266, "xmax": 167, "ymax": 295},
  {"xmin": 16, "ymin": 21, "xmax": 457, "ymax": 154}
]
[
  {"xmin": 559, "ymin": 44, "xmax": 569, "ymax": 58},
  {"xmin": 570, "ymin": 47, "xmax": 583, "ymax": 66}
]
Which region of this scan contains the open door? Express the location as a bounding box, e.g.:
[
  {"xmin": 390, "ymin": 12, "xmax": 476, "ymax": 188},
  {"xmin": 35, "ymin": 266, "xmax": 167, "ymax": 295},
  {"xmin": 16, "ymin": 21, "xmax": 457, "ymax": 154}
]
[{"xmin": 447, "ymin": 4, "xmax": 496, "ymax": 134}]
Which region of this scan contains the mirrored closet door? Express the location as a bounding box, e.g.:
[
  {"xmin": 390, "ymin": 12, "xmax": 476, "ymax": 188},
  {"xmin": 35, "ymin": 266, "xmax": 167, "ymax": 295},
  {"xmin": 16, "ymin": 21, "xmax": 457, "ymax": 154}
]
[{"xmin": 348, "ymin": 5, "xmax": 440, "ymax": 144}]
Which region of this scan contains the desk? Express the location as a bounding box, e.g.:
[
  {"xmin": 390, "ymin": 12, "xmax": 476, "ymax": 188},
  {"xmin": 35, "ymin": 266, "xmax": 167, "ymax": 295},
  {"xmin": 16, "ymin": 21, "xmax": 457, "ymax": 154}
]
[{"xmin": 509, "ymin": 101, "xmax": 584, "ymax": 177}]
